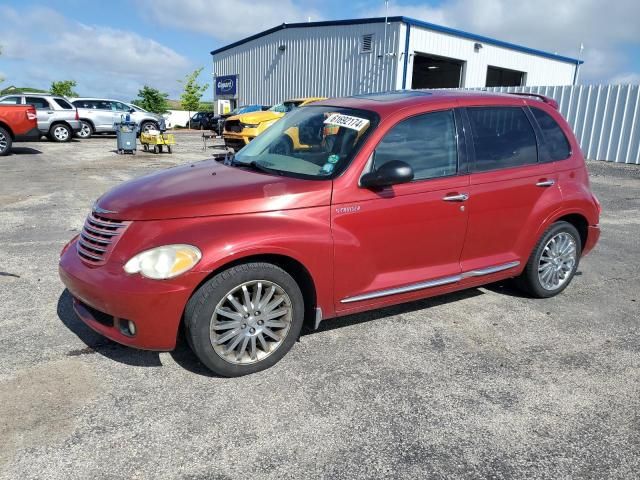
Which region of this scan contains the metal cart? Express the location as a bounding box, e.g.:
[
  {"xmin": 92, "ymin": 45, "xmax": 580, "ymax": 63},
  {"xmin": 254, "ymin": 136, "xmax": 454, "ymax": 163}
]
[{"xmin": 140, "ymin": 132, "xmax": 175, "ymax": 154}]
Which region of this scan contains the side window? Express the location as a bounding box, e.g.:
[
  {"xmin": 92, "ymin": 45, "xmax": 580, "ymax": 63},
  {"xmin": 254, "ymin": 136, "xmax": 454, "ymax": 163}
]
[
  {"xmin": 467, "ymin": 107, "xmax": 538, "ymax": 172},
  {"xmin": 96, "ymin": 101, "xmax": 112, "ymax": 110},
  {"xmin": 25, "ymin": 97, "xmax": 51, "ymax": 110},
  {"xmin": 374, "ymin": 110, "xmax": 458, "ymax": 180},
  {"xmin": 53, "ymin": 98, "xmax": 74, "ymax": 109},
  {"xmin": 0, "ymin": 96, "xmax": 22, "ymax": 104},
  {"xmin": 112, "ymin": 101, "xmax": 129, "ymax": 111},
  {"xmin": 530, "ymin": 107, "xmax": 571, "ymax": 161}
]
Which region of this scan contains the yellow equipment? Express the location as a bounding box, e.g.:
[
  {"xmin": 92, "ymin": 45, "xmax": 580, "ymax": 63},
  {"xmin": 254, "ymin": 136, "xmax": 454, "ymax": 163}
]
[{"xmin": 140, "ymin": 132, "xmax": 175, "ymax": 154}]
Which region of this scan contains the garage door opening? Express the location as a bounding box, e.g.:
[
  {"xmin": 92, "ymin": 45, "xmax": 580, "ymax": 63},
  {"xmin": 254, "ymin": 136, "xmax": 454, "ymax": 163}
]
[
  {"xmin": 411, "ymin": 53, "xmax": 464, "ymax": 89},
  {"xmin": 486, "ymin": 66, "xmax": 525, "ymax": 87}
]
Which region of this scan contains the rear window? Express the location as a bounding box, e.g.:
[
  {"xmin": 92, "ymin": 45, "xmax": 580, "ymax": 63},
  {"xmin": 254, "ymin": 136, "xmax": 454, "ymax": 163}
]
[
  {"xmin": 53, "ymin": 98, "xmax": 74, "ymax": 109},
  {"xmin": 531, "ymin": 107, "xmax": 571, "ymax": 161},
  {"xmin": 467, "ymin": 107, "xmax": 538, "ymax": 172},
  {"xmin": 25, "ymin": 96, "xmax": 51, "ymax": 110}
]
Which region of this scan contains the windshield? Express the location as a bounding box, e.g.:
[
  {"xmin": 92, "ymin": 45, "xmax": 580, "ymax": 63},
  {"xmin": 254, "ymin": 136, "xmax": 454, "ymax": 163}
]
[
  {"xmin": 269, "ymin": 101, "xmax": 302, "ymax": 113},
  {"xmin": 234, "ymin": 106, "xmax": 379, "ymax": 179}
]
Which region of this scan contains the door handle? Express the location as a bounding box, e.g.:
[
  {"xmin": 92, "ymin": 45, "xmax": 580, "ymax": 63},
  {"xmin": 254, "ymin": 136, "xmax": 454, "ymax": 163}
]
[
  {"xmin": 536, "ymin": 179, "xmax": 555, "ymax": 187},
  {"xmin": 443, "ymin": 193, "xmax": 469, "ymax": 202}
]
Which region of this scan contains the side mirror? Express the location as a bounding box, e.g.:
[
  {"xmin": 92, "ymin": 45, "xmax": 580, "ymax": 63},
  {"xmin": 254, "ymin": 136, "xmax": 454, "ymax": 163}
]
[
  {"xmin": 129, "ymin": 108, "xmax": 135, "ymax": 114},
  {"xmin": 360, "ymin": 160, "xmax": 414, "ymax": 188}
]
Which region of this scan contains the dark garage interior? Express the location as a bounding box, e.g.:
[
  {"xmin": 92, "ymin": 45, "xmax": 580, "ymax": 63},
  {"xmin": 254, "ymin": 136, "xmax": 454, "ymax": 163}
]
[
  {"xmin": 486, "ymin": 66, "xmax": 525, "ymax": 87},
  {"xmin": 411, "ymin": 53, "xmax": 464, "ymax": 89}
]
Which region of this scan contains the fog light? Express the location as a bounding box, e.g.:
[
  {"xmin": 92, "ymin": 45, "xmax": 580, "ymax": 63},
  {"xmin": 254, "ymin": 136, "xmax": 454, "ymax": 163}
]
[
  {"xmin": 118, "ymin": 319, "xmax": 137, "ymax": 337},
  {"xmin": 127, "ymin": 320, "xmax": 136, "ymax": 336}
]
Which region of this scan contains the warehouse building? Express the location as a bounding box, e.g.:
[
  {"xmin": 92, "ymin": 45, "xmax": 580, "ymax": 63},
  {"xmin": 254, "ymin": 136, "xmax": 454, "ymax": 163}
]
[{"xmin": 210, "ymin": 16, "xmax": 582, "ymax": 112}]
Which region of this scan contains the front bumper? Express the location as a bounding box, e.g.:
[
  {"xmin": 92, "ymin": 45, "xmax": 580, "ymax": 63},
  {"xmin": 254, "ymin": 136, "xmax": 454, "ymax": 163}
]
[{"xmin": 58, "ymin": 238, "xmax": 204, "ymax": 350}]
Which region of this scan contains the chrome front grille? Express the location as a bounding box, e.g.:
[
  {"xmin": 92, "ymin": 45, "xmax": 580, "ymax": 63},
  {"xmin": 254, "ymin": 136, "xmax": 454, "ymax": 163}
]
[{"xmin": 77, "ymin": 212, "xmax": 130, "ymax": 264}]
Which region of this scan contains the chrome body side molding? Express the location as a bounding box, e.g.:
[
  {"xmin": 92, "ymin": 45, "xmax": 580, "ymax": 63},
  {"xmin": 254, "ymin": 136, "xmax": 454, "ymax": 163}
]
[
  {"xmin": 314, "ymin": 307, "xmax": 323, "ymax": 330},
  {"xmin": 340, "ymin": 261, "xmax": 520, "ymax": 304}
]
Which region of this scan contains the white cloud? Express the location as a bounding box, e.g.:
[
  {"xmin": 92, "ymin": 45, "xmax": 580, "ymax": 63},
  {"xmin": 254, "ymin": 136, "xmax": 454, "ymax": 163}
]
[
  {"xmin": 610, "ymin": 72, "xmax": 640, "ymax": 85},
  {"xmin": 136, "ymin": 0, "xmax": 323, "ymax": 42},
  {"xmin": 364, "ymin": 0, "xmax": 640, "ymax": 83},
  {"xmin": 0, "ymin": 6, "xmax": 191, "ymax": 99}
]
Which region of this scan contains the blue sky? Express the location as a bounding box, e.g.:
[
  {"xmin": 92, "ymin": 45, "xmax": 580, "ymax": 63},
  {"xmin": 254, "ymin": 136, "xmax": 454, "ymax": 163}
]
[{"xmin": 1, "ymin": 0, "xmax": 639, "ymax": 101}]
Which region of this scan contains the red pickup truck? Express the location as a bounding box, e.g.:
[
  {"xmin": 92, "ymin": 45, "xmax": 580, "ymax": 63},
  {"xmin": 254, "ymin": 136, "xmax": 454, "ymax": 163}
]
[{"xmin": 0, "ymin": 104, "xmax": 40, "ymax": 156}]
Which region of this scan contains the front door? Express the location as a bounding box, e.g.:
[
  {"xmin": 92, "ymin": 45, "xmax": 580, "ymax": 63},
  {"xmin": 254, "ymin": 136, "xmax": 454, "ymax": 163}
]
[
  {"xmin": 332, "ymin": 109, "xmax": 469, "ymax": 311},
  {"xmin": 25, "ymin": 96, "xmax": 53, "ymax": 131}
]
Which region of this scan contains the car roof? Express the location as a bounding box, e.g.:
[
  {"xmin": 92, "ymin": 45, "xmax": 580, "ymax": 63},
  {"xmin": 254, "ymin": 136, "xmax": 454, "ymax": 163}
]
[
  {"xmin": 72, "ymin": 98, "xmax": 130, "ymax": 103},
  {"xmin": 312, "ymin": 90, "xmax": 554, "ymax": 114}
]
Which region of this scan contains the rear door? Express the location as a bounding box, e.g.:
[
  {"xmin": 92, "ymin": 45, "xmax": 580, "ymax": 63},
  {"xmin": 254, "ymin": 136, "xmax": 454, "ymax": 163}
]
[
  {"xmin": 25, "ymin": 96, "xmax": 53, "ymax": 131},
  {"xmin": 459, "ymin": 105, "xmax": 560, "ymax": 274},
  {"xmin": 332, "ymin": 109, "xmax": 470, "ymax": 310}
]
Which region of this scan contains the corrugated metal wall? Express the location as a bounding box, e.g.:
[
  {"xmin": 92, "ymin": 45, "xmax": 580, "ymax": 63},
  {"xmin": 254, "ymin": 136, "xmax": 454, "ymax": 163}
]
[
  {"xmin": 476, "ymin": 85, "xmax": 640, "ymax": 164},
  {"xmin": 213, "ymin": 22, "xmax": 402, "ymax": 106}
]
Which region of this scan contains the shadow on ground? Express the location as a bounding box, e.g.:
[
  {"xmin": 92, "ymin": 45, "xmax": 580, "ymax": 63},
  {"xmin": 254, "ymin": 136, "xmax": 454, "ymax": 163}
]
[{"xmin": 57, "ymin": 283, "xmax": 523, "ymax": 376}]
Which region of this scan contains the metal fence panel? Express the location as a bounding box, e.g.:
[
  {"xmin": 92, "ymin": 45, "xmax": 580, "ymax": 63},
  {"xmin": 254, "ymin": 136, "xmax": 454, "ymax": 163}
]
[{"xmin": 470, "ymin": 84, "xmax": 640, "ymax": 164}]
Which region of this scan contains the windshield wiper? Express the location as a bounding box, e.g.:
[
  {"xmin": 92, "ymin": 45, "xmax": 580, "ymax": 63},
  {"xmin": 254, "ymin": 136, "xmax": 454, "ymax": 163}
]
[{"xmin": 247, "ymin": 161, "xmax": 284, "ymax": 175}]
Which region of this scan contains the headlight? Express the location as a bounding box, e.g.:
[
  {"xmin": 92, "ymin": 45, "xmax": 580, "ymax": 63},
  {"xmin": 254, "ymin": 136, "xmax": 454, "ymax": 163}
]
[
  {"xmin": 123, "ymin": 244, "xmax": 201, "ymax": 279},
  {"xmin": 242, "ymin": 123, "xmax": 260, "ymax": 128}
]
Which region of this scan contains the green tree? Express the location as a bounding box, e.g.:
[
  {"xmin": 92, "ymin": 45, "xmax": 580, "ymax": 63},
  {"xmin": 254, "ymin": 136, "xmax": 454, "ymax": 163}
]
[
  {"xmin": 132, "ymin": 85, "xmax": 169, "ymax": 114},
  {"xmin": 179, "ymin": 67, "xmax": 209, "ymax": 129},
  {"xmin": 50, "ymin": 80, "xmax": 78, "ymax": 97}
]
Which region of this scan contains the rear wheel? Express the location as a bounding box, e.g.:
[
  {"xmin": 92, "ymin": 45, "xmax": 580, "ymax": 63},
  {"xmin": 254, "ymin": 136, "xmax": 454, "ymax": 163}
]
[
  {"xmin": 49, "ymin": 123, "xmax": 72, "ymax": 142},
  {"xmin": 0, "ymin": 126, "xmax": 12, "ymax": 156},
  {"xmin": 516, "ymin": 221, "xmax": 581, "ymax": 298},
  {"xmin": 77, "ymin": 121, "xmax": 93, "ymax": 139},
  {"xmin": 185, "ymin": 262, "xmax": 304, "ymax": 377}
]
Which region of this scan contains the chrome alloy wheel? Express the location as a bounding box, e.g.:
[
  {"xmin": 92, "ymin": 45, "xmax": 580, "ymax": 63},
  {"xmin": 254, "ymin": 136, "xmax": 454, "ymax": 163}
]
[
  {"xmin": 538, "ymin": 232, "xmax": 577, "ymax": 291},
  {"xmin": 78, "ymin": 121, "xmax": 92, "ymax": 138},
  {"xmin": 210, "ymin": 280, "xmax": 293, "ymax": 365},
  {"xmin": 142, "ymin": 122, "xmax": 156, "ymax": 134},
  {"xmin": 53, "ymin": 125, "xmax": 70, "ymax": 141},
  {"xmin": 0, "ymin": 131, "xmax": 7, "ymax": 153}
]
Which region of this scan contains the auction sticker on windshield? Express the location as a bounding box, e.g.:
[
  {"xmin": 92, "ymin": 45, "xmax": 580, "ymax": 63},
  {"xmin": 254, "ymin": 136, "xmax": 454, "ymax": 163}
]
[{"xmin": 324, "ymin": 113, "xmax": 370, "ymax": 131}]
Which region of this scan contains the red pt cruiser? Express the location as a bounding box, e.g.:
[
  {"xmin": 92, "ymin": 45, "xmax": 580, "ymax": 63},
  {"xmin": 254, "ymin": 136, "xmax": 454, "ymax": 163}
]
[{"xmin": 59, "ymin": 91, "xmax": 600, "ymax": 377}]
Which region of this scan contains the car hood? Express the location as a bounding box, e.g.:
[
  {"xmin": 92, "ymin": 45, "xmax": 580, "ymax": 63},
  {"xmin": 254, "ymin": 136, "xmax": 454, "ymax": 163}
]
[
  {"xmin": 231, "ymin": 110, "xmax": 284, "ymax": 124},
  {"xmin": 95, "ymin": 160, "xmax": 331, "ymax": 221}
]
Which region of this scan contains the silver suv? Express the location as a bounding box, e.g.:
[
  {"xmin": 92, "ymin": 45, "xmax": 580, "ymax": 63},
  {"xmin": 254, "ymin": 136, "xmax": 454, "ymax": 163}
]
[
  {"xmin": 71, "ymin": 98, "xmax": 162, "ymax": 138},
  {"xmin": 0, "ymin": 93, "xmax": 82, "ymax": 142}
]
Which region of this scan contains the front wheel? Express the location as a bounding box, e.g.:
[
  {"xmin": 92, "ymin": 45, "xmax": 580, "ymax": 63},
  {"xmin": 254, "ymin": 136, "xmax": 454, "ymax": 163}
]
[
  {"xmin": 49, "ymin": 124, "xmax": 72, "ymax": 142},
  {"xmin": 140, "ymin": 121, "xmax": 158, "ymax": 135},
  {"xmin": 0, "ymin": 126, "xmax": 12, "ymax": 156},
  {"xmin": 516, "ymin": 221, "xmax": 581, "ymax": 298},
  {"xmin": 185, "ymin": 262, "xmax": 304, "ymax": 377}
]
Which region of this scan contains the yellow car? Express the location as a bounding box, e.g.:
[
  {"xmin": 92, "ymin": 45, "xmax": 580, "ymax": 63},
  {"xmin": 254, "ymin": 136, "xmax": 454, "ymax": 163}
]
[{"xmin": 223, "ymin": 97, "xmax": 326, "ymax": 152}]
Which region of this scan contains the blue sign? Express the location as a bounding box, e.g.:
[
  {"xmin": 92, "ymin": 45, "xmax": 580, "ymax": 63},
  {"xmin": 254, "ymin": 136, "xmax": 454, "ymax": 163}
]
[{"xmin": 215, "ymin": 75, "xmax": 237, "ymax": 97}]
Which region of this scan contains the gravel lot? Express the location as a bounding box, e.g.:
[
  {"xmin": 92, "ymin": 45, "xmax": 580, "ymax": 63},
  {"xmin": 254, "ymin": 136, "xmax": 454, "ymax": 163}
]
[{"xmin": 1, "ymin": 132, "xmax": 638, "ymax": 479}]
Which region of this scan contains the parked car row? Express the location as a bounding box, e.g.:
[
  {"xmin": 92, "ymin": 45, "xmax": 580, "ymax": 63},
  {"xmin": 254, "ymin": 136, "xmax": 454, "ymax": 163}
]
[
  {"xmin": 0, "ymin": 93, "xmax": 163, "ymax": 144},
  {"xmin": 189, "ymin": 105, "xmax": 271, "ymax": 135},
  {"xmin": 222, "ymin": 97, "xmax": 325, "ymax": 152}
]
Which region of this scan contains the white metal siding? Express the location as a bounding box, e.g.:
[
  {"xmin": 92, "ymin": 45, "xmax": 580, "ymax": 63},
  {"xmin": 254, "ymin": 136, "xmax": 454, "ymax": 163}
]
[
  {"xmin": 213, "ymin": 22, "xmax": 402, "ymax": 106},
  {"xmin": 406, "ymin": 25, "xmax": 576, "ymax": 88}
]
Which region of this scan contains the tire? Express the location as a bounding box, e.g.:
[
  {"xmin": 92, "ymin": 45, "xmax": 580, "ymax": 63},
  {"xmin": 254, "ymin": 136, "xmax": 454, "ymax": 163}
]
[
  {"xmin": 516, "ymin": 221, "xmax": 582, "ymax": 298},
  {"xmin": 140, "ymin": 121, "xmax": 158, "ymax": 135},
  {"xmin": 0, "ymin": 126, "xmax": 12, "ymax": 156},
  {"xmin": 153, "ymin": 145, "xmax": 159, "ymax": 154},
  {"xmin": 49, "ymin": 123, "xmax": 72, "ymax": 142},
  {"xmin": 185, "ymin": 262, "xmax": 305, "ymax": 377},
  {"xmin": 76, "ymin": 120, "xmax": 93, "ymax": 139}
]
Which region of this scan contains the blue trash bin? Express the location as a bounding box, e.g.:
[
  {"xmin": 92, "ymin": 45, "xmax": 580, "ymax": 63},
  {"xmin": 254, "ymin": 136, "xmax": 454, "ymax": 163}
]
[{"xmin": 114, "ymin": 121, "xmax": 138, "ymax": 154}]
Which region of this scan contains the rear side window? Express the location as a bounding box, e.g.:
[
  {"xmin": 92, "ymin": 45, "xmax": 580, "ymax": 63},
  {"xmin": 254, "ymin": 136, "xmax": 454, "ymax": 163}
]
[
  {"xmin": 53, "ymin": 98, "xmax": 73, "ymax": 109},
  {"xmin": 374, "ymin": 110, "xmax": 458, "ymax": 180},
  {"xmin": 531, "ymin": 107, "xmax": 571, "ymax": 161},
  {"xmin": 25, "ymin": 96, "xmax": 51, "ymax": 110},
  {"xmin": 0, "ymin": 96, "xmax": 21, "ymax": 104},
  {"xmin": 467, "ymin": 107, "xmax": 538, "ymax": 172}
]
